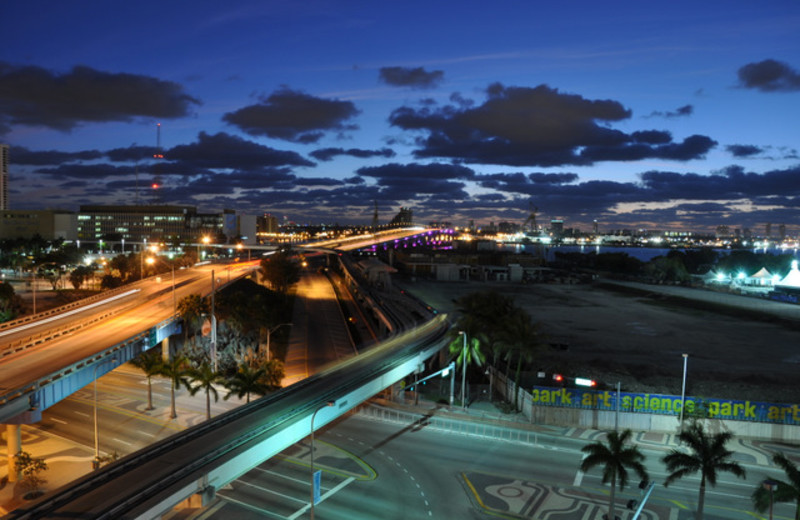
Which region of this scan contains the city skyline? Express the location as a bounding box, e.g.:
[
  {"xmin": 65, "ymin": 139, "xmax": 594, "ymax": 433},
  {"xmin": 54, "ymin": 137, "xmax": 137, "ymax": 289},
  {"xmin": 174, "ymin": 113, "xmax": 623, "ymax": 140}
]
[{"xmin": 2, "ymin": 1, "xmax": 799, "ymax": 232}]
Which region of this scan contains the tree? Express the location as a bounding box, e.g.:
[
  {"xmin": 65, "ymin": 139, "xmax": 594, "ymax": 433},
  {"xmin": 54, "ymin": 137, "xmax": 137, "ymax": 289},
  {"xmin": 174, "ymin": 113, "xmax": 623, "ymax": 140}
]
[
  {"xmin": 187, "ymin": 361, "xmax": 225, "ymax": 420},
  {"xmin": 663, "ymin": 421, "xmax": 746, "ymax": 520},
  {"xmin": 156, "ymin": 355, "xmax": 191, "ymax": 419},
  {"xmin": 129, "ymin": 349, "xmax": 163, "ymax": 410},
  {"xmin": 259, "ymin": 251, "xmax": 301, "ymax": 295},
  {"xmin": 100, "ymin": 274, "xmax": 124, "ymax": 289},
  {"xmin": 224, "ymin": 363, "xmax": 269, "ymax": 403},
  {"xmin": 14, "ymin": 450, "xmax": 48, "ymax": 498},
  {"xmin": 498, "ymin": 307, "xmax": 543, "ymax": 410},
  {"xmin": 448, "ymin": 330, "xmax": 485, "ymax": 408},
  {"xmin": 0, "ymin": 282, "xmax": 25, "ymax": 322},
  {"xmin": 177, "ymin": 294, "xmax": 210, "ymax": 346},
  {"xmin": 580, "ymin": 429, "xmax": 648, "ymax": 520},
  {"xmin": 751, "ymin": 452, "xmax": 800, "ymax": 520},
  {"xmin": 69, "ymin": 265, "xmax": 94, "ymax": 290},
  {"xmin": 453, "ymin": 290, "xmax": 514, "ymax": 356},
  {"xmin": 644, "ymin": 256, "xmax": 690, "ymax": 283}
]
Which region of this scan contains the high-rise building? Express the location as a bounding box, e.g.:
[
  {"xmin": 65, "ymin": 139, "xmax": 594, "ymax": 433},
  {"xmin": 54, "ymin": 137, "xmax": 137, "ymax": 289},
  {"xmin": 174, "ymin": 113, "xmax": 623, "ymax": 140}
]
[{"xmin": 0, "ymin": 144, "xmax": 9, "ymax": 210}]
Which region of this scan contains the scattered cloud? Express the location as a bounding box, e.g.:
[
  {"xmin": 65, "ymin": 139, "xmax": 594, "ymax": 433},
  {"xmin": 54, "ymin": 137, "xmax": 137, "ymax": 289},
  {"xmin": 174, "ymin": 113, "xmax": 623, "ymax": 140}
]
[
  {"xmin": 9, "ymin": 146, "xmax": 103, "ymax": 165},
  {"xmin": 310, "ymin": 147, "xmax": 395, "ymax": 161},
  {"xmin": 645, "ymin": 104, "xmax": 693, "ymax": 118},
  {"xmin": 222, "ymin": 87, "xmax": 360, "ymax": 143},
  {"xmin": 390, "ymin": 83, "xmax": 714, "ymax": 167},
  {"xmin": 356, "ymin": 162, "xmax": 472, "ymax": 199},
  {"xmin": 737, "ymin": 59, "xmax": 800, "ymax": 92},
  {"xmin": 0, "ymin": 62, "xmax": 200, "ymax": 134},
  {"xmin": 378, "ymin": 66, "xmax": 444, "ymax": 89},
  {"xmin": 165, "ymin": 131, "xmax": 314, "ymax": 169},
  {"xmin": 726, "ymin": 144, "xmax": 762, "ymax": 157}
]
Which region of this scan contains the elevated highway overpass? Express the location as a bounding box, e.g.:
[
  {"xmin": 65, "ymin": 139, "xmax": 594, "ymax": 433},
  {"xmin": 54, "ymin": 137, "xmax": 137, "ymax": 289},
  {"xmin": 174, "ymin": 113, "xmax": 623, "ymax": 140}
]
[
  {"xmin": 0, "ymin": 261, "xmax": 257, "ymax": 424},
  {"xmin": 5, "ymin": 315, "xmax": 450, "ymax": 520},
  {"xmin": 0, "ymin": 226, "xmax": 441, "ymax": 425},
  {"xmin": 0, "ymin": 226, "xmax": 450, "ymax": 516}
]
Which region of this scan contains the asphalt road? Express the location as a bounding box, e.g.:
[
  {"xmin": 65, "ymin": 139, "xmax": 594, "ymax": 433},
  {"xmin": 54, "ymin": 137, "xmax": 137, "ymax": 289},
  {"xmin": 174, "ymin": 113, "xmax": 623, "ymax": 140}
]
[
  {"xmin": 188, "ymin": 412, "xmax": 785, "ymax": 520},
  {"xmin": 22, "ymin": 365, "xmax": 794, "ymax": 520}
]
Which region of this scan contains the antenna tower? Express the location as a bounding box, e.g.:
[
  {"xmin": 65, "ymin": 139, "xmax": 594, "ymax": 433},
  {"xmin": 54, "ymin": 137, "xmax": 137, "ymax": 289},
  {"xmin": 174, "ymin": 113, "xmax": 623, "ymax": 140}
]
[
  {"xmin": 152, "ymin": 123, "xmax": 164, "ymax": 204},
  {"xmin": 372, "ymin": 200, "xmax": 379, "ymax": 230}
]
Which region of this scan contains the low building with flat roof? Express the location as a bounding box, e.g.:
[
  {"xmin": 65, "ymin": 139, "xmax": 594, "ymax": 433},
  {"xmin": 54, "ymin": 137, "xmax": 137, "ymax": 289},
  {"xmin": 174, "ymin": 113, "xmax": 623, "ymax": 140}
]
[{"xmin": 0, "ymin": 209, "xmax": 77, "ymax": 240}]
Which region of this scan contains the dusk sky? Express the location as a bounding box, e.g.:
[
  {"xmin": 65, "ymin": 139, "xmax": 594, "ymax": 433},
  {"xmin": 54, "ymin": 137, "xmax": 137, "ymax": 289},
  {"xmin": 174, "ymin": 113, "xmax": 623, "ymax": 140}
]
[{"xmin": 2, "ymin": 1, "xmax": 799, "ymax": 233}]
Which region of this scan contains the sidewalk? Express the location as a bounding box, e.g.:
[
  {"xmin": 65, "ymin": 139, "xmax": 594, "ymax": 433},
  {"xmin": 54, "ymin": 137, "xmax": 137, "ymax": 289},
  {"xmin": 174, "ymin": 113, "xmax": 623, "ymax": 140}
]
[
  {"xmin": 0, "ymin": 424, "xmax": 94, "ymax": 515},
  {"xmin": 380, "ymin": 394, "xmax": 798, "ymax": 468}
]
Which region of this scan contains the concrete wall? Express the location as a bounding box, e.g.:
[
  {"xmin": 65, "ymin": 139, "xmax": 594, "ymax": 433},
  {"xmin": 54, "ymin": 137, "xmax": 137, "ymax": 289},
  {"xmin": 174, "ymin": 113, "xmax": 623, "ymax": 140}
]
[{"xmin": 491, "ymin": 366, "xmax": 800, "ymax": 442}]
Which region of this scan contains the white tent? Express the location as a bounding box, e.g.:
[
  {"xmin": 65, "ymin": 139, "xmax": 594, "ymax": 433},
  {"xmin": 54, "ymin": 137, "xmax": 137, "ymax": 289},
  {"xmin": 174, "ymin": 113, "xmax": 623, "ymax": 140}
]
[
  {"xmin": 777, "ymin": 260, "xmax": 800, "ymax": 289},
  {"xmin": 748, "ymin": 267, "xmax": 774, "ymax": 286}
]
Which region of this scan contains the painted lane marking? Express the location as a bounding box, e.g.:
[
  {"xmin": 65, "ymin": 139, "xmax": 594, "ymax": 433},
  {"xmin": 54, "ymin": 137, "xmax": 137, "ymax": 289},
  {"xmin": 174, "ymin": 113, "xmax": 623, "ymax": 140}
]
[{"xmin": 287, "ymin": 477, "xmax": 355, "ymax": 520}]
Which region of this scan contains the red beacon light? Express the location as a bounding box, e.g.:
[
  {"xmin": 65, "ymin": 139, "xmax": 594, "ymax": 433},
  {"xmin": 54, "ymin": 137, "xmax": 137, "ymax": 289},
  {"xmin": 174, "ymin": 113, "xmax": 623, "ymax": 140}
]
[{"xmin": 552, "ymin": 374, "xmax": 564, "ymax": 382}]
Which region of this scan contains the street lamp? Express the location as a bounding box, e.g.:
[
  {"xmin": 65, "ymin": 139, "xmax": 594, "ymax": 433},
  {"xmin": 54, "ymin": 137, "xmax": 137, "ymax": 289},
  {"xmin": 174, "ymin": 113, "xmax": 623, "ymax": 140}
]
[
  {"xmin": 679, "ymin": 353, "xmax": 689, "ymax": 434},
  {"xmin": 458, "ymin": 331, "xmax": 467, "ymax": 410},
  {"xmin": 93, "ymin": 357, "xmax": 118, "ymax": 469},
  {"xmin": 200, "ymin": 235, "xmax": 211, "ymax": 261},
  {"xmin": 265, "ymin": 323, "xmax": 292, "ymax": 362},
  {"xmin": 237, "ymin": 242, "xmax": 251, "ymax": 262},
  {"xmin": 310, "ymin": 400, "xmax": 335, "ymax": 519},
  {"xmin": 146, "ymin": 256, "xmax": 176, "ymax": 313}
]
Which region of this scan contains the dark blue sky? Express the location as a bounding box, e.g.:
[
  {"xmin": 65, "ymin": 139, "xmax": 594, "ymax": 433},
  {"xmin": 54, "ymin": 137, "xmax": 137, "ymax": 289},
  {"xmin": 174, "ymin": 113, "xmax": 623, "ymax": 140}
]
[{"xmin": 2, "ymin": 1, "xmax": 799, "ymax": 233}]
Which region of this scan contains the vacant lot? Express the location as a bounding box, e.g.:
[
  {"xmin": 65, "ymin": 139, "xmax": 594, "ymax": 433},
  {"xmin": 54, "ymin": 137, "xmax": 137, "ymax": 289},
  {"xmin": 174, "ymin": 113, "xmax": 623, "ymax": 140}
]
[{"xmin": 404, "ymin": 279, "xmax": 800, "ymax": 405}]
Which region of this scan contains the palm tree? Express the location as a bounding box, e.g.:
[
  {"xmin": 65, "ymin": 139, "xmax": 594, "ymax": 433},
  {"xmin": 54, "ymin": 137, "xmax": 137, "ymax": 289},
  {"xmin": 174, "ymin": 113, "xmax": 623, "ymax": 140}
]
[
  {"xmin": 752, "ymin": 452, "xmax": 800, "ymax": 520},
  {"xmin": 663, "ymin": 421, "xmax": 746, "ymax": 520},
  {"xmin": 224, "ymin": 363, "xmax": 269, "ymax": 404},
  {"xmin": 188, "ymin": 361, "xmax": 225, "ymax": 420},
  {"xmin": 157, "ymin": 355, "xmax": 191, "ymax": 419},
  {"xmin": 453, "ymin": 290, "xmax": 513, "ymax": 359},
  {"xmin": 447, "ymin": 329, "xmax": 485, "ymax": 408},
  {"xmin": 129, "ymin": 348, "xmax": 163, "ymax": 410},
  {"xmin": 580, "ymin": 429, "xmax": 649, "ymax": 520},
  {"xmin": 498, "ymin": 307, "xmax": 543, "ymax": 410}
]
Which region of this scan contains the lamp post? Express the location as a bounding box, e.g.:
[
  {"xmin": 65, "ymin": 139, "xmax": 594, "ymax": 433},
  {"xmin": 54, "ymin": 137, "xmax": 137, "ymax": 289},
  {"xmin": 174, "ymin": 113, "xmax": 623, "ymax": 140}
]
[
  {"xmin": 210, "ymin": 269, "xmax": 217, "ymax": 371},
  {"xmin": 763, "ymin": 479, "xmax": 778, "ymax": 520},
  {"xmin": 265, "ymin": 323, "xmax": 292, "ymax": 362},
  {"xmin": 32, "ymin": 267, "xmax": 37, "ymax": 315},
  {"xmin": 679, "ymin": 353, "xmax": 689, "ymax": 434},
  {"xmin": 458, "ymin": 331, "xmax": 467, "ymax": 410},
  {"xmin": 93, "ymin": 357, "xmax": 118, "ymax": 469},
  {"xmin": 201, "ymin": 235, "xmax": 211, "ymax": 261},
  {"xmin": 310, "ymin": 400, "xmax": 335, "ymax": 519}
]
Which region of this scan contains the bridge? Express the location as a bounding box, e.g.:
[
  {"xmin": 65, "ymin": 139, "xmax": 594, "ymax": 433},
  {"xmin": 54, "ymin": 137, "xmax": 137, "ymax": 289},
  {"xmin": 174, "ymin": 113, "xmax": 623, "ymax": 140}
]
[
  {"xmin": 0, "ymin": 227, "xmax": 452, "ymax": 517},
  {"xmin": 5, "ymin": 315, "xmax": 448, "ymax": 519}
]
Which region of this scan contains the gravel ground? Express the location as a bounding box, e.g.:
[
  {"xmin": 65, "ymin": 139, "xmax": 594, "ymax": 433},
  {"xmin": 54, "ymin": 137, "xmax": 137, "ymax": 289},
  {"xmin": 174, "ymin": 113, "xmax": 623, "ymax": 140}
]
[{"xmin": 402, "ymin": 278, "xmax": 800, "ymax": 405}]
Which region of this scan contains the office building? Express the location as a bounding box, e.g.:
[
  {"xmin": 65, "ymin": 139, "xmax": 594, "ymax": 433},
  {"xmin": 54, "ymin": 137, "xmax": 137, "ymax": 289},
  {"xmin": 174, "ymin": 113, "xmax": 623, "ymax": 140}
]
[{"xmin": 0, "ymin": 209, "xmax": 77, "ymax": 240}]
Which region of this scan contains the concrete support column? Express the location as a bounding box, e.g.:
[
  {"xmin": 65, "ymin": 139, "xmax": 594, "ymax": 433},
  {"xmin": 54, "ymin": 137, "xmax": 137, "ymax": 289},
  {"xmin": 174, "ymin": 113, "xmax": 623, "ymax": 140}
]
[
  {"xmin": 6, "ymin": 424, "xmax": 21, "ymax": 482},
  {"xmin": 161, "ymin": 336, "xmax": 170, "ymax": 361}
]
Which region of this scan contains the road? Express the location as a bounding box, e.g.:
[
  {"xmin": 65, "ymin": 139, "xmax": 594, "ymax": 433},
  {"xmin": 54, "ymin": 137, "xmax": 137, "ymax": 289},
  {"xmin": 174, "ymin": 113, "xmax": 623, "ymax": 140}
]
[
  {"xmin": 190, "ymin": 412, "xmax": 790, "ymax": 520},
  {"xmin": 32, "ymin": 368, "xmax": 777, "ymax": 520}
]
